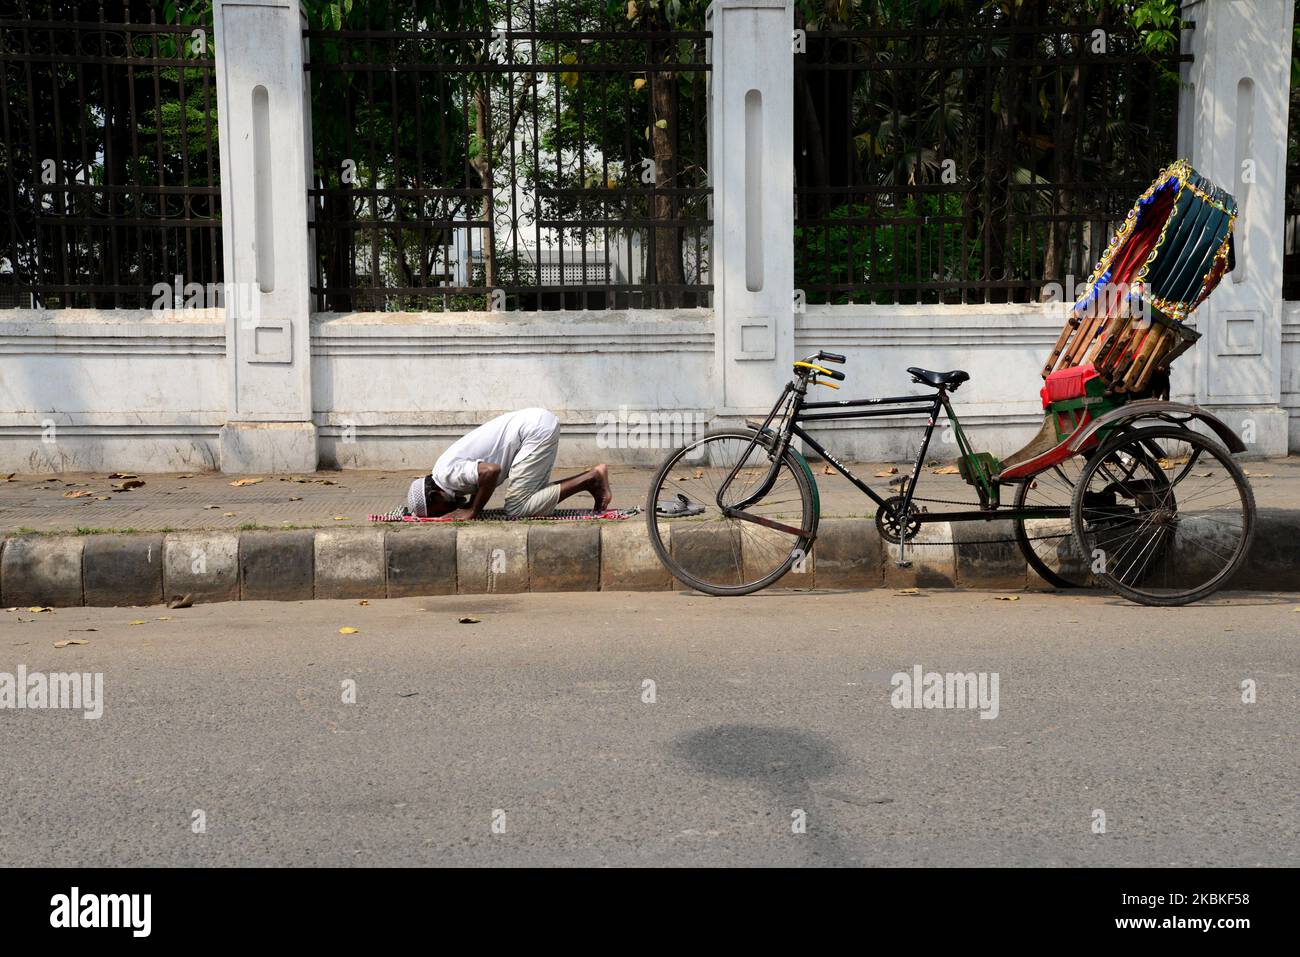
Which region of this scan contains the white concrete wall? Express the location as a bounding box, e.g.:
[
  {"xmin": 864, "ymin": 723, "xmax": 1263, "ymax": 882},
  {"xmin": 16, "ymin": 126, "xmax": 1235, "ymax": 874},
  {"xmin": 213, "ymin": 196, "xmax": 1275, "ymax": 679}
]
[
  {"xmin": 311, "ymin": 309, "xmax": 715, "ymax": 469},
  {"xmin": 795, "ymin": 303, "xmax": 1210, "ymax": 462},
  {"xmin": 796, "ymin": 304, "xmax": 1065, "ymax": 462},
  {"xmin": 1283, "ymin": 302, "xmax": 1300, "ymax": 449},
  {"xmin": 0, "ymin": 310, "xmax": 225, "ymax": 472},
  {"xmin": 0, "ymin": 302, "xmax": 1292, "ymax": 473}
]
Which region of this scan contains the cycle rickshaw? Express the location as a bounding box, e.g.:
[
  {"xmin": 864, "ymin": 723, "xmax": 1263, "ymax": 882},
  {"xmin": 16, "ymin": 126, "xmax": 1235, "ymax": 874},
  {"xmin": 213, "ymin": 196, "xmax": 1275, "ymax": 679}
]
[{"xmin": 647, "ymin": 161, "xmax": 1255, "ymax": 606}]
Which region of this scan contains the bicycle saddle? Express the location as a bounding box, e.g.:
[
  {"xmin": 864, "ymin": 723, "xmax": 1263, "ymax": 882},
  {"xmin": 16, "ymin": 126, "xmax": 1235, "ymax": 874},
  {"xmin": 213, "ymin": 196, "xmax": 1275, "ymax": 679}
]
[{"xmin": 907, "ymin": 367, "xmax": 970, "ymax": 389}]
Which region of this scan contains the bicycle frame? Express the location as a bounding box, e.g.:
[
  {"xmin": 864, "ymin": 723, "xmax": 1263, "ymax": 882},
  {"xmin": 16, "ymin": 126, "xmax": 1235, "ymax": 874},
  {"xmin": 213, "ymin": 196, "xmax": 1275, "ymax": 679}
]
[{"xmin": 717, "ymin": 377, "xmax": 1072, "ymax": 562}]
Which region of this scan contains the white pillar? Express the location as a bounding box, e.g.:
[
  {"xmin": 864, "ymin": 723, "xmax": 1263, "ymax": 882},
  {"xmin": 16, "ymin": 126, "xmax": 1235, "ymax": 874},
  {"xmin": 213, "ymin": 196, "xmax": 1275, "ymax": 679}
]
[
  {"xmin": 212, "ymin": 0, "xmax": 317, "ymax": 472},
  {"xmin": 1180, "ymin": 0, "xmax": 1293, "ymax": 455},
  {"xmin": 707, "ymin": 0, "xmax": 795, "ymax": 418}
]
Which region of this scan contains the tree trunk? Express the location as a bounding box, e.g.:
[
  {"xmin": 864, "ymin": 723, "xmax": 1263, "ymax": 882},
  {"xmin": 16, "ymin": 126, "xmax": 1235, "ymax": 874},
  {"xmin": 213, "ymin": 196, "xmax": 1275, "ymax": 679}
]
[
  {"xmin": 795, "ymin": 67, "xmax": 831, "ymax": 221},
  {"xmin": 982, "ymin": 1, "xmax": 1039, "ymax": 303},
  {"xmin": 1042, "ymin": 61, "xmax": 1084, "ymax": 293},
  {"xmin": 471, "ymin": 83, "xmax": 495, "ymax": 294},
  {"xmin": 647, "ymin": 33, "xmax": 683, "ymax": 308}
]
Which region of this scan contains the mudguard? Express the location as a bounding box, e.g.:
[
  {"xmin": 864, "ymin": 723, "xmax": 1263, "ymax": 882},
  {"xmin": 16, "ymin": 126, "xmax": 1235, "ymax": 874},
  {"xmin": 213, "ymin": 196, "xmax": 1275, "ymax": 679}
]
[{"xmin": 1065, "ymin": 399, "xmax": 1246, "ymax": 454}]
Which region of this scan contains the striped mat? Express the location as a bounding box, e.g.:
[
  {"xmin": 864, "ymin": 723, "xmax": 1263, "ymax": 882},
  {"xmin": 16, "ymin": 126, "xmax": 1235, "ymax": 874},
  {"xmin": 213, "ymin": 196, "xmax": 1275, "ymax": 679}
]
[{"xmin": 369, "ymin": 507, "xmax": 640, "ymax": 523}]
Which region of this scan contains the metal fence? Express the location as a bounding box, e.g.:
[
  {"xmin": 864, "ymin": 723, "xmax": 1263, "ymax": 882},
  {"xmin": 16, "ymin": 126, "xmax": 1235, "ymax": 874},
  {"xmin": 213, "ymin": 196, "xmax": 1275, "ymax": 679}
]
[
  {"xmin": 305, "ymin": 0, "xmax": 711, "ymax": 313},
  {"xmin": 0, "ymin": 1, "xmax": 221, "ymax": 309},
  {"xmin": 794, "ymin": 7, "xmax": 1190, "ymax": 305}
]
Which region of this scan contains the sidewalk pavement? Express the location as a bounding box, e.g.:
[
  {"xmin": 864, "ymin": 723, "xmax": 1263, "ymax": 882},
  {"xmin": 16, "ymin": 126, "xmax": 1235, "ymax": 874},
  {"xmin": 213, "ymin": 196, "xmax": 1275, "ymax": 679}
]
[
  {"xmin": 2, "ymin": 458, "xmax": 1297, "ymax": 606},
  {"xmin": 4, "ymin": 458, "xmax": 1299, "ymax": 533}
]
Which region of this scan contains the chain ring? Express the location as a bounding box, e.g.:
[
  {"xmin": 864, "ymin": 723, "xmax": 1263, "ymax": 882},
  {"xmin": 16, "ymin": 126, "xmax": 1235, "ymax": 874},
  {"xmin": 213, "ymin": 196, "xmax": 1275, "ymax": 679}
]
[{"xmin": 875, "ymin": 495, "xmax": 923, "ymax": 545}]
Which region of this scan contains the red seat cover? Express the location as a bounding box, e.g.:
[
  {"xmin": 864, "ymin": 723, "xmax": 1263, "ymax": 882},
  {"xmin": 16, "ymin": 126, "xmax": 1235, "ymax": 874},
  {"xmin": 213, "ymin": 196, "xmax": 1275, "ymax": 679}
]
[{"xmin": 1041, "ymin": 363, "xmax": 1099, "ymax": 408}]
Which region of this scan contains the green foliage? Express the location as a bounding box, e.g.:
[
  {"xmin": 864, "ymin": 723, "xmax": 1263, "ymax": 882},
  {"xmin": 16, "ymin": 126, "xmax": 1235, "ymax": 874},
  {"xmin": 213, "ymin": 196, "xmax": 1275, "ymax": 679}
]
[{"xmin": 795, "ymin": 195, "xmax": 985, "ymax": 305}]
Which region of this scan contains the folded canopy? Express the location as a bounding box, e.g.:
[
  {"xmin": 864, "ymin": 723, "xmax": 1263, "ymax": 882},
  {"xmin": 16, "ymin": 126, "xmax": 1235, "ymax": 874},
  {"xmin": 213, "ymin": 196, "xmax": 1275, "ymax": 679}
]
[{"xmin": 1072, "ymin": 158, "xmax": 1236, "ymax": 323}]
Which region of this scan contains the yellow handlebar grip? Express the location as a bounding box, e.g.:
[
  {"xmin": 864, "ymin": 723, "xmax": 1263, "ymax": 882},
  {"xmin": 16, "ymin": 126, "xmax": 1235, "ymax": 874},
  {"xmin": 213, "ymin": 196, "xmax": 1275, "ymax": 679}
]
[{"xmin": 793, "ymin": 361, "xmax": 836, "ymax": 377}]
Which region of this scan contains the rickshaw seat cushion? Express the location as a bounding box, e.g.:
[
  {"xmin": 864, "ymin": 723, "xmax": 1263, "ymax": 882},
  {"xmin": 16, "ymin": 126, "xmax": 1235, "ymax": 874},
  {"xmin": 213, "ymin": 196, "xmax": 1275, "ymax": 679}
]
[{"xmin": 1041, "ymin": 364, "xmax": 1100, "ymax": 408}]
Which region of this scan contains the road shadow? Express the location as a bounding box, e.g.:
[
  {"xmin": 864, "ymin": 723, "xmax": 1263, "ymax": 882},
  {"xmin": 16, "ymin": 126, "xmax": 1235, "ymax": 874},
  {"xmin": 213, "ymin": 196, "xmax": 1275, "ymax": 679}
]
[{"xmin": 670, "ymin": 723, "xmax": 855, "ymax": 865}]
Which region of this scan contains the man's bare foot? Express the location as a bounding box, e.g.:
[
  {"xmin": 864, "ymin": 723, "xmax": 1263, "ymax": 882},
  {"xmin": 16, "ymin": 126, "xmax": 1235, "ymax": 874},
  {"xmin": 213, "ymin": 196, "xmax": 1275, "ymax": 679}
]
[{"xmin": 592, "ymin": 463, "xmax": 612, "ymax": 510}]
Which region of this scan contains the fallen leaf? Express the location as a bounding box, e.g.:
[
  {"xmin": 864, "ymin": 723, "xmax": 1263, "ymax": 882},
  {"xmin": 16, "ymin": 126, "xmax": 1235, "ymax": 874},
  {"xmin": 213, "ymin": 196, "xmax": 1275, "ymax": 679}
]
[
  {"xmin": 155, "ymin": 616, "xmax": 172, "ymax": 621},
  {"xmin": 107, "ymin": 472, "xmax": 137, "ymax": 480},
  {"xmin": 129, "ymin": 619, "xmax": 146, "ymax": 626},
  {"xmin": 633, "ymin": 77, "xmax": 646, "ymax": 92},
  {"xmin": 333, "ymin": 515, "xmax": 350, "ymax": 521},
  {"xmin": 113, "ymin": 479, "xmax": 145, "ymax": 490},
  {"xmin": 289, "ymin": 496, "xmax": 302, "ymax": 502},
  {"xmin": 458, "ymin": 616, "xmax": 482, "ymax": 624},
  {"xmin": 223, "ymin": 512, "xmax": 236, "ymax": 517},
  {"xmin": 339, "ymin": 626, "xmax": 359, "ymax": 635},
  {"xmin": 27, "ymin": 606, "xmax": 52, "ymax": 613},
  {"xmin": 69, "ymin": 628, "xmax": 97, "ymax": 632},
  {"xmin": 168, "ymin": 594, "xmax": 193, "ymax": 609},
  {"xmin": 177, "ymin": 473, "xmax": 194, "ymax": 479},
  {"xmin": 229, "ymin": 478, "xmax": 263, "ymax": 487},
  {"xmin": 875, "ymin": 467, "xmax": 899, "ymax": 477},
  {"xmin": 693, "ymin": 469, "xmax": 703, "ymax": 480},
  {"xmin": 895, "ymin": 588, "xmax": 919, "ymax": 596},
  {"xmin": 63, "ymin": 490, "xmax": 93, "ymax": 498},
  {"xmin": 357, "ymin": 599, "xmax": 369, "ymax": 606},
  {"xmin": 994, "ymin": 595, "xmax": 1021, "ymax": 601},
  {"xmin": 204, "ymin": 504, "xmax": 220, "ymax": 510},
  {"xmin": 931, "ymin": 465, "xmax": 960, "ymax": 475},
  {"xmin": 53, "ymin": 638, "xmax": 89, "ymax": 648},
  {"xmin": 3, "ymin": 472, "xmax": 15, "ymax": 481},
  {"xmin": 822, "ymin": 465, "xmax": 834, "ymax": 475},
  {"xmin": 95, "ymin": 496, "xmax": 112, "ymax": 501}
]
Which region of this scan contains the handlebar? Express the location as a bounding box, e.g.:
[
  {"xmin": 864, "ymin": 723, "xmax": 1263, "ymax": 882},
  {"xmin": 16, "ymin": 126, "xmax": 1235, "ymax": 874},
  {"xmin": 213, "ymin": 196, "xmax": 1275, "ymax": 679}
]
[
  {"xmin": 793, "ymin": 359, "xmax": 846, "ymax": 383},
  {"xmin": 817, "ymin": 351, "xmax": 846, "ymax": 364}
]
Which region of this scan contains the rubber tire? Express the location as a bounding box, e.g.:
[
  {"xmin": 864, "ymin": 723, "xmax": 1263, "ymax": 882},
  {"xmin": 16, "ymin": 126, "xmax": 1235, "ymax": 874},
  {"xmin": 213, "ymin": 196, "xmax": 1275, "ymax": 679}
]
[
  {"xmin": 1069, "ymin": 425, "xmax": 1255, "ymax": 606},
  {"xmin": 1012, "ymin": 477, "xmax": 1084, "ymax": 589},
  {"xmin": 1011, "ymin": 425, "xmax": 1140, "ymax": 589},
  {"xmin": 645, "ymin": 429, "xmax": 819, "ymax": 596}
]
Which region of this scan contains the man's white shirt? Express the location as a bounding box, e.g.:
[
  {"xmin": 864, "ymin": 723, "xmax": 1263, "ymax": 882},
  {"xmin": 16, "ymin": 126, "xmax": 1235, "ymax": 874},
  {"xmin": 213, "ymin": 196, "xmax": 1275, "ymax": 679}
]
[{"xmin": 431, "ymin": 408, "xmax": 558, "ymax": 496}]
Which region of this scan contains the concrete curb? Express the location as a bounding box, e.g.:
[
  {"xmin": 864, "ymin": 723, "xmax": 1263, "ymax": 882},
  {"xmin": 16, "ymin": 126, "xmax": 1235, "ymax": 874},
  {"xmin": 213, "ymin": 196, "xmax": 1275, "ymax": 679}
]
[{"xmin": 1, "ymin": 517, "xmax": 1298, "ymax": 607}]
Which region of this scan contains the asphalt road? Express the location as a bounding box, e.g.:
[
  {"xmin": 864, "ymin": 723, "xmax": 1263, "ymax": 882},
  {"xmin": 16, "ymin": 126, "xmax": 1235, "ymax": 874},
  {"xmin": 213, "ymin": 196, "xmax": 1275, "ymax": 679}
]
[{"xmin": 1, "ymin": 589, "xmax": 1296, "ymax": 867}]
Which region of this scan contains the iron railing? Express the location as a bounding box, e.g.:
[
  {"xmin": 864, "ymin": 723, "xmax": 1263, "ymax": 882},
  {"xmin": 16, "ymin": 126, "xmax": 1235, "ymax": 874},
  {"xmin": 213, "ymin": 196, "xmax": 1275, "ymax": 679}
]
[
  {"xmin": 304, "ymin": 0, "xmax": 711, "ymax": 313},
  {"xmin": 794, "ymin": 6, "xmax": 1191, "ymax": 305},
  {"xmin": 0, "ymin": 1, "xmax": 221, "ymax": 309}
]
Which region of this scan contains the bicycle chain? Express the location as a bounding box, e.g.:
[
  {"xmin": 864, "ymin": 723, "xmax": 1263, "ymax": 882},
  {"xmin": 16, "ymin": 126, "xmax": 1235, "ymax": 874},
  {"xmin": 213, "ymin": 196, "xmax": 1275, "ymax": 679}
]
[{"xmin": 880, "ymin": 494, "xmax": 1072, "ymax": 547}]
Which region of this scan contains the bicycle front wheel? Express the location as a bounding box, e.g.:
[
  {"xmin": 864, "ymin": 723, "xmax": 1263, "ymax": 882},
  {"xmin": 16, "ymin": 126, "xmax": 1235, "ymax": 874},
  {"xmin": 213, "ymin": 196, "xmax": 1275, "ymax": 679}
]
[{"xmin": 646, "ymin": 430, "xmax": 818, "ymax": 596}]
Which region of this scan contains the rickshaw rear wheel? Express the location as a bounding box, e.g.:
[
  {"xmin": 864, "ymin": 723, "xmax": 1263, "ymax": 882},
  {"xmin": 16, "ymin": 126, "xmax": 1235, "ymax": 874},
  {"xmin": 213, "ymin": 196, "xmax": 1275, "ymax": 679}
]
[{"xmin": 1070, "ymin": 425, "xmax": 1255, "ymax": 606}]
